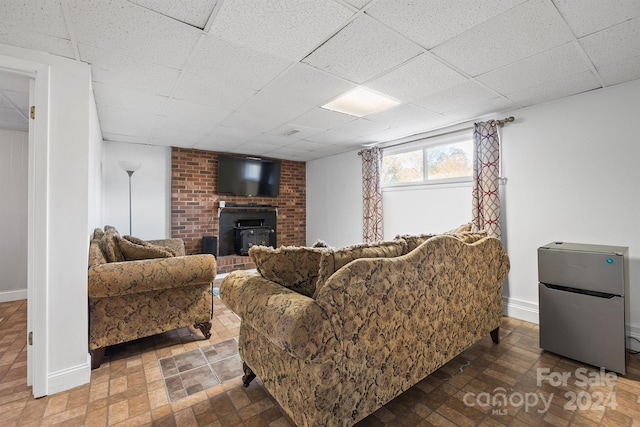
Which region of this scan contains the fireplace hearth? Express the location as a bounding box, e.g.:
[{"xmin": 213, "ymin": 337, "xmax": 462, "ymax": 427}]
[{"xmin": 218, "ymin": 206, "xmax": 277, "ymax": 256}]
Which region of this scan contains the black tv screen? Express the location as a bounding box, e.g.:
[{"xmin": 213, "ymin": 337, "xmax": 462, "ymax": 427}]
[{"xmin": 217, "ymin": 155, "xmax": 281, "ymax": 197}]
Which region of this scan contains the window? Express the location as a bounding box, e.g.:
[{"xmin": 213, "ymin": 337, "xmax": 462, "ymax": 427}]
[{"xmin": 381, "ymin": 131, "xmax": 473, "ymax": 186}]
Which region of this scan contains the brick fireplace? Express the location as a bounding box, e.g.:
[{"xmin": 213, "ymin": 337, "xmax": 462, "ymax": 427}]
[{"xmin": 171, "ymin": 147, "xmax": 306, "ymax": 273}]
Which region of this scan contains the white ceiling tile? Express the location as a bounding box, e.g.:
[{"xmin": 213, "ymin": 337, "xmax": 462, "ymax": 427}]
[
  {"xmin": 97, "ymin": 105, "xmax": 159, "ymax": 136},
  {"xmin": 290, "ymin": 107, "xmax": 357, "ymax": 130},
  {"xmin": 80, "ymin": 44, "xmax": 181, "ymax": 97},
  {"xmin": 505, "ymin": 70, "xmax": 600, "ymax": 106},
  {"xmin": 553, "ymin": 0, "xmax": 640, "ymax": 37},
  {"xmin": 102, "ymin": 133, "xmax": 150, "ymax": 144},
  {"xmin": 305, "ymin": 118, "xmax": 390, "ymax": 143},
  {"xmin": 0, "ymin": 0, "xmax": 68, "ymax": 38},
  {"xmin": 152, "ymin": 121, "xmax": 207, "ymax": 143},
  {"xmin": 186, "ymin": 36, "xmax": 293, "ymax": 91},
  {"xmin": 198, "ymin": 125, "xmax": 261, "ymax": 146},
  {"xmin": 366, "ymin": 103, "xmax": 449, "ymax": 130},
  {"xmin": 432, "ymin": 0, "xmax": 573, "ymax": 76},
  {"xmin": 476, "ymin": 43, "xmax": 590, "ymax": 95},
  {"xmin": 211, "ymin": 0, "xmax": 354, "ymax": 61},
  {"xmin": 92, "ymin": 82, "xmax": 169, "ymax": 115},
  {"xmin": 68, "ymin": 0, "xmax": 201, "ymax": 69},
  {"xmin": 128, "ymin": 0, "xmax": 218, "ymax": 29},
  {"xmin": 286, "ymin": 139, "xmax": 332, "ymax": 151},
  {"xmin": 580, "ymin": 17, "xmax": 640, "ymax": 67},
  {"xmin": 367, "ymin": 54, "xmax": 467, "ymax": 101},
  {"xmin": 220, "ymin": 109, "xmax": 288, "ymax": 134},
  {"xmin": 597, "ymin": 55, "xmax": 640, "ymax": 86},
  {"xmin": 192, "ymin": 140, "xmax": 242, "ymax": 152},
  {"xmin": 1, "ymin": 90, "xmax": 29, "ymax": 112},
  {"xmin": 267, "ymin": 124, "xmax": 324, "ymax": 141},
  {"xmin": 227, "ymin": 142, "xmax": 273, "ymax": 156},
  {"xmin": 161, "ymin": 99, "xmax": 232, "ymax": 131},
  {"xmin": 342, "ymin": 0, "xmax": 373, "ymax": 9},
  {"xmin": 442, "ymin": 97, "xmax": 519, "ymax": 121},
  {"xmin": 173, "ymin": 72, "xmax": 257, "ymax": 111},
  {"xmin": 302, "ymin": 15, "xmax": 422, "ymax": 84},
  {"xmin": 258, "ymin": 63, "xmax": 356, "ymax": 110},
  {"xmin": 367, "ymin": 0, "xmax": 527, "ymax": 49},
  {"xmin": 0, "ymin": 117, "xmax": 28, "ymax": 132},
  {"xmin": 414, "ymin": 81, "xmax": 498, "ymax": 113},
  {"xmin": 0, "ymin": 24, "xmax": 75, "ymax": 60}
]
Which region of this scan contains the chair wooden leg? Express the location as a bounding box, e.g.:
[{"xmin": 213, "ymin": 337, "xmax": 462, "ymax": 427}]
[
  {"xmin": 490, "ymin": 327, "xmax": 500, "ymax": 344},
  {"xmin": 90, "ymin": 347, "xmax": 106, "ymax": 369},
  {"xmin": 195, "ymin": 321, "xmax": 212, "ymax": 339},
  {"xmin": 242, "ymin": 362, "xmax": 256, "ymax": 387}
]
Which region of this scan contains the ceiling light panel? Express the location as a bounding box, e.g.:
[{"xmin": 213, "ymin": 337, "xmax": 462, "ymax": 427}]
[
  {"xmin": 211, "ymin": 0, "xmax": 354, "ymax": 61},
  {"xmin": 366, "ymin": 0, "xmax": 527, "ymax": 49},
  {"xmin": 303, "ymin": 15, "xmax": 423, "ymax": 84},
  {"xmin": 322, "ymin": 87, "xmax": 400, "ymax": 117},
  {"xmin": 432, "ymin": 0, "xmax": 573, "ymax": 76}
]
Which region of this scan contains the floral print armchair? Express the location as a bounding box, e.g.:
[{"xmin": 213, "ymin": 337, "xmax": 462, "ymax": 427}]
[{"xmin": 88, "ymin": 227, "xmax": 216, "ymax": 368}]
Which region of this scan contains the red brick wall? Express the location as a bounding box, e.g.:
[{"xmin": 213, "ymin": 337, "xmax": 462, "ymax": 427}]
[{"xmin": 171, "ymin": 147, "xmax": 306, "ymax": 256}]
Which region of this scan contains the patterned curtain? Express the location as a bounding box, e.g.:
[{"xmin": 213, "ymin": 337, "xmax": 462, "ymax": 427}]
[
  {"xmin": 471, "ymin": 122, "xmax": 501, "ymax": 239},
  {"xmin": 361, "ymin": 147, "xmax": 384, "ymax": 242}
]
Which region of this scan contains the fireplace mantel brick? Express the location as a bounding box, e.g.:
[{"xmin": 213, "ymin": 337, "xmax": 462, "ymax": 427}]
[{"xmin": 170, "ymin": 147, "xmax": 306, "ymax": 271}]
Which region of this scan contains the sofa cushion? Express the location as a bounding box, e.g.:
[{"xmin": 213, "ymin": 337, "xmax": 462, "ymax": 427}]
[
  {"xmin": 314, "ymin": 239, "xmax": 407, "ymax": 298},
  {"xmin": 117, "ymin": 236, "xmax": 175, "ymax": 261},
  {"xmin": 453, "ymin": 231, "xmax": 488, "ymax": 244},
  {"xmin": 101, "ymin": 226, "xmax": 124, "ymax": 263},
  {"xmin": 395, "ymin": 233, "xmax": 436, "ymax": 253},
  {"xmin": 249, "ymin": 246, "xmax": 327, "ymax": 298},
  {"xmin": 88, "ymin": 239, "xmax": 107, "ymax": 267}
]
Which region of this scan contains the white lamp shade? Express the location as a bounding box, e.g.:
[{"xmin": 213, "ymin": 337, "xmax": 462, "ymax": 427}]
[{"xmin": 119, "ymin": 160, "xmax": 142, "ymax": 173}]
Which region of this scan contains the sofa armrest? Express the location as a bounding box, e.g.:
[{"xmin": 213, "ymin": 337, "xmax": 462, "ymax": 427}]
[
  {"xmin": 88, "ymin": 254, "xmax": 216, "ymax": 298},
  {"xmin": 220, "ymin": 270, "xmax": 339, "ymax": 362}
]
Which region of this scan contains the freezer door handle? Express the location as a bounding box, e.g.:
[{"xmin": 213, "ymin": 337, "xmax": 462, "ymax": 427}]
[{"xmin": 542, "ymin": 283, "xmax": 618, "ymax": 299}]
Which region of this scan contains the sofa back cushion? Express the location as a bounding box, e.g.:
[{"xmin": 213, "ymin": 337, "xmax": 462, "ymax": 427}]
[
  {"xmin": 395, "ymin": 233, "xmax": 436, "ymax": 254},
  {"xmin": 100, "ymin": 226, "xmax": 125, "ymax": 262},
  {"xmin": 249, "ymin": 246, "xmax": 327, "ymax": 298},
  {"xmin": 453, "ymin": 231, "xmax": 488, "ymax": 244},
  {"xmin": 117, "ymin": 236, "xmax": 175, "ymax": 261},
  {"xmin": 88, "ymin": 239, "xmax": 107, "ymax": 266},
  {"xmin": 314, "ymin": 239, "xmax": 407, "ymax": 298}
]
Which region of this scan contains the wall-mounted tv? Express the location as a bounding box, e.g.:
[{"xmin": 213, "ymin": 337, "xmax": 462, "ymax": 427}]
[{"xmin": 217, "ymin": 154, "xmax": 281, "ymax": 197}]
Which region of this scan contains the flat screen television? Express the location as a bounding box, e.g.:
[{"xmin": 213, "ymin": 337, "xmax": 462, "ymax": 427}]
[{"xmin": 217, "ymin": 154, "xmax": 281, "ymax": 197}]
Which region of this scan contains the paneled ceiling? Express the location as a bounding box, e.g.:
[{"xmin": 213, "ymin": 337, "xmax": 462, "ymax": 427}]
[{"xmin": 1, "ymin": 0, "xmax": 639, "ymax": 161}]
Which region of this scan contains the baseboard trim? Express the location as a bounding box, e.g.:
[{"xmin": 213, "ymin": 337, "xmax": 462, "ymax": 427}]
[
  {"xmin": 47, "ymin": 357, "xmax": 91, "ymax": 396},
  {"xmin": 0, "ymin": 289, "xmax": 27, "ymax": 303},
  {"xmin": 502, "ymin": 296, "xmax": 539, "ymax": 324},
  {"xmin": 627, "ymin": 324, "xmax": 640, "ymax": 352}
]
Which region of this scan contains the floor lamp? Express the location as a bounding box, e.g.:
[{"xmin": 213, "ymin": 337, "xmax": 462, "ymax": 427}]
[{"xmin": 118, "ymin": 161, "xmax": 142, "ymax": 235}]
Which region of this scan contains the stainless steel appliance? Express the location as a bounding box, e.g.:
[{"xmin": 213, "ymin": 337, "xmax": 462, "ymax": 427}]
[{"xmin": 538, "ymin": 241, "xmax": 628, "ymax": 374}]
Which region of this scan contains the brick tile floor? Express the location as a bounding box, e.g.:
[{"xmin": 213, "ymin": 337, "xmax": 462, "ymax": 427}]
[{"xmin": 1, "ymin": 297, "xmax": 639, "ymax": 426}]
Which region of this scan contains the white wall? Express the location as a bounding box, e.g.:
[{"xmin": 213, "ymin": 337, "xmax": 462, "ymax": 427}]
[
  {"xmin": 0, "ymin": 43, "xmax": 99, "ymax": 395},
  {"xmin": 102, "ymin": 141, "xmax": 171, "ymax": 239},
  {"xmin": 88, "ymin": 90, "xmax": 103, "ymax": 230},
  {"xmin": 0, "ymin": 129, "xmax": 28, "ymax": 301},
  {"xmin": 306, "ymin": 78, "xmax": 640, "ymax": 350},
  {"xmin": 306, "ymin": 150, "xmax": 363, "ymax": 247}
]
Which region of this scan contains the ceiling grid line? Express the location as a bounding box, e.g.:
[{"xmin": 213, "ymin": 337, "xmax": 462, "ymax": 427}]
[{"xmin": 60, "ymin": 0, "xmax": 81, "ymax": 61}]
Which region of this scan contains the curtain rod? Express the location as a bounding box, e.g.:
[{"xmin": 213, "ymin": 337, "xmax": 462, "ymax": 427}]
[{"xmin": 358, "ymin": 115, "xmax": 516, "ymax": 155}]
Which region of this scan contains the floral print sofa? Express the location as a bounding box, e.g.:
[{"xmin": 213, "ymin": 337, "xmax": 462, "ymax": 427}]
[
  {"xmin": 88, "ymin": 226, "xmax": 217, "ymax": 368},
  {"xmin": 220, "ymin": 233, "xmax": 509, "ymax": 427}
]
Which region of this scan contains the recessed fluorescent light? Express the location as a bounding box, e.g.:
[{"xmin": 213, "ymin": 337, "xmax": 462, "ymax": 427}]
[{"xmin": 321, "ymin": 87, "xmax": 400, "ymax": 117}]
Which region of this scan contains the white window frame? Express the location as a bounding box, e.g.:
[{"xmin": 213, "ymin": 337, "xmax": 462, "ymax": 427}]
[{"xmin": 381, "ymin": 128, "xmax": 473, "ymax": 189}]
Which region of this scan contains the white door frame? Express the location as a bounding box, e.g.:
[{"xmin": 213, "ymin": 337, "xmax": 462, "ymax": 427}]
[{"xmin": 1, "ymin": 55, "xmax": 50, "ymax": 398}]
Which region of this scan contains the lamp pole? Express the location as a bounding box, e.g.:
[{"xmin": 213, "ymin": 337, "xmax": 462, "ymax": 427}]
[{"xmin": 118, "ymin": 161, "xmax": 142, "ymax": 235}]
